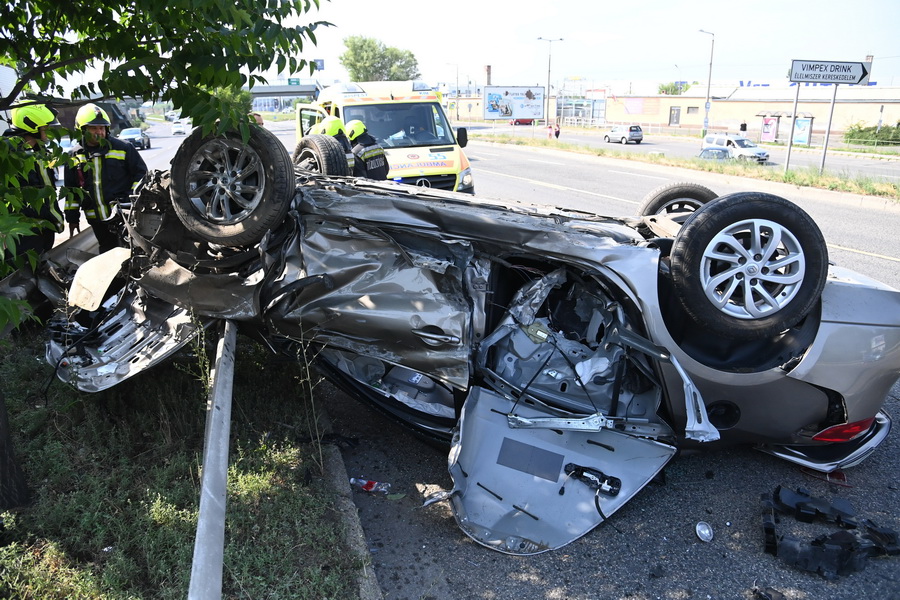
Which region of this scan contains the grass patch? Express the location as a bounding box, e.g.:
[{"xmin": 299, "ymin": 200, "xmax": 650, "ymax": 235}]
[
  {"xmin": 475, "ymin": 133, "xmax": 900, "ymax": 202},
  {"xmin": 0, "ymin": 327, "xmax": 359, "ymax": 600}
]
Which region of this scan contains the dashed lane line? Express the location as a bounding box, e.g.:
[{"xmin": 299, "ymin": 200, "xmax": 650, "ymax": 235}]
[{"xmin": 476, "ymin": 168, "xmax": 636, "ymax": 204}]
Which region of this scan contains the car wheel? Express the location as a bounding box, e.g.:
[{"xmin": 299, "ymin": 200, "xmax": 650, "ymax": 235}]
[
  {"xmin": 620, "ymin": 137, "xmax": 628, "ymax": 144},
  {"xmin": 169, "ymin": 125, "xmax": 294, "ymax": 247},
  {"xmin": 292, "ymin": 134, "xmax": 350, "ymax": 176},
  {"xmin": 670, "ymin": 192, "xmax": 828, "ymax": 340},
  {"xmin": 604, "ymin": 136, "xmax": 610, "ymax": 143},
  {"xmin": 638, "ymin": 182, "xmax": 718, "ymax": 224},
  {"xmin": 146, "ymin": 139, "xmax": 151, "ymax": 149},
  {"xmin": 635, "ymin": 140, "xmax": 642, "ymax": 144}
]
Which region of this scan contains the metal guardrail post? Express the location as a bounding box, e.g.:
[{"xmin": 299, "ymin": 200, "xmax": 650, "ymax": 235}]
[{"xmin": 188, "ymin": 320, "xmax": 238, "ymax": 600}]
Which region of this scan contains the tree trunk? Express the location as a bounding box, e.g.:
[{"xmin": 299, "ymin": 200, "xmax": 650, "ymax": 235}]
[{"xmin": 0, "ymin": 388, "xmax": 30, "ymax": 509}]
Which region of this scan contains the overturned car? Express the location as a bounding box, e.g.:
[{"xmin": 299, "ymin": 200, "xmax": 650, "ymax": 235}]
[{"xmin": 40, "ymin": 126, "xmax": 900, "ymax": 555}]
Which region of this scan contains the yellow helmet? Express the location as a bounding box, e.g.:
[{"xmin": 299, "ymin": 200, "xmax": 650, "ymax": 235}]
[
  {"xmin": 10, "ymin": 103, "xmax": 60, "ymax": 135},
  {"xmin": 320, "ymin": 116, "xmax": 346, "ymax": 137},
  {"xmin": 75, "ymin": 103, "xmax": 111, "ymax": 129},
  {"xmin": 346, "ymin": 120, "xmax": 366, "ymax": 142}
]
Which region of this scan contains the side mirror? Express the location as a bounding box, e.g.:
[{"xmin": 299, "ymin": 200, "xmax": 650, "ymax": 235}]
[{"xmin": 456, "ymin": 127, "xmax": 468, "ymax": 148}]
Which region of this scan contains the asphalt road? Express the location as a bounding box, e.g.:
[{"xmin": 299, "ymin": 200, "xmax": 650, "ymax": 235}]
[
  {"xmin": 326, "ymin": 143, "xmax": 900, "ymax": 600},
  {"xmin": 474, "ymin": 121, "xmax": 900, "ymax": 183},
  {"xmin": 137, "ymin": 121, "xmax": 900, "ymax": 600}
]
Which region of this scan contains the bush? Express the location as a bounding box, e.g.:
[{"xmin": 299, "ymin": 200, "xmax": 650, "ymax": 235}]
[{"xmin": 843, "ymin": 120, "xmax": 900, "ymax": 147}]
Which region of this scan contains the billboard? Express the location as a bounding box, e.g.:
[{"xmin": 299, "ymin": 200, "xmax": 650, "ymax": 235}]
[
  {"xmin": 483, "ymin": 86, "xmax": 544, "ymax": 120},
  {"xmin": 792, "ymin": 117, "xmax": 812, "ymax": 145}
]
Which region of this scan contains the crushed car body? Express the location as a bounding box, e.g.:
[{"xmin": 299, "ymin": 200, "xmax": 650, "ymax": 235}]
[{"xmin": 33, "ymin": 126, "xmax": 900, "ymax": 554}]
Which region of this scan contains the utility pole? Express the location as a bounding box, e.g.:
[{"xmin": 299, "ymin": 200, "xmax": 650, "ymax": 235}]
[
  {"xmin": 538, "ymin": 37, "xmax": 563, "ymax": 125},
  {"xmin": 699, "ymin": 30, "xmax": 715, "ymax": 137}
]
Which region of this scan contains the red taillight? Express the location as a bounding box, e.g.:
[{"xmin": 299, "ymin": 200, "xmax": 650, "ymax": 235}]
[{"xmin": 812, "ymin": 417, "xmax": 876, "ymax": 442}]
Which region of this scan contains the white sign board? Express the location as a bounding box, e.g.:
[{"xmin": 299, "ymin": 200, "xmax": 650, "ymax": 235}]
[
  {"xmin": 483, "ymin": 86, "xmax": 544, "ymax": 120},
  {"xmin": 790, "ymin": 60, "xmax": 871, "ymax": 85}
]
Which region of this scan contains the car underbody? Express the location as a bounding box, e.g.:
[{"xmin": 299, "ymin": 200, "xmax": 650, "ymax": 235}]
[{"xmin": 23, "ymin": 126, "xmax": 900, "ymax": 554}]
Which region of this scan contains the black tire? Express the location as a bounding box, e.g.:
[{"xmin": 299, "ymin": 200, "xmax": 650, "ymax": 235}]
[
  {"xmin": 670, "ymin": 192, "xmax": 828, "ymax": 340},
  {"xmin": 604, "ymin": 135, "xmax": 611, "ymax": 143},
  {"xmin": 620, "ymin": 137, "xmax": 628, "ymax": 144},
  {"xmin": 146, "ymin": 139, "xmax": 151, "ymax": 149},
  {"xmin": 170, "ymin": 125, "xmax": 294, "ymax": 247},
  {"xmin": 292, "ymin": 134, "xmax": 350, "ymax": 176},
  {"xmin": 638, "ymin": 182, "xmax": 718, "ymax": 224},
  {"xmin": 635, "ymin": 140, "xmax": 642, "ymax": 144}
]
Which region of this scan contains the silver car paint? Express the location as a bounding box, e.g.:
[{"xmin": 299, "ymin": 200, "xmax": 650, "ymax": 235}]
[{"xmin": 38, "ymin": 174, "xmax": 900, "ymax": 554}]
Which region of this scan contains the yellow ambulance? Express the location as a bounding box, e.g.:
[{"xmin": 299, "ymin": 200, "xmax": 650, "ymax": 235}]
[{"xmin": 295, "ymin": 81, "xmax": 474, "ymax": 193}]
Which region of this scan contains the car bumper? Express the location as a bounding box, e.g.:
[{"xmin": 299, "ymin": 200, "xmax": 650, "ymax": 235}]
[{"xmin": 756, "ymin": 410, "xmax": 892, "ymax": 472}]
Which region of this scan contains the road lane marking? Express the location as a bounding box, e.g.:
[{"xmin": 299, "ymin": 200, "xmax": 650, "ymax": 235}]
[
  {"xmin": 827, "ymin": 243, "xmax": 900, "ymax": 263},
  {"xmin": 476, "ymin": 171, "xmax": 900, "ymax": 263},
  {"xmin": 477, "ymin": 168, "xmax": 637, "ymax": 203},
  {"xmin": 528, "ymin": 159, "xmax": 566, "ymax": 165}
]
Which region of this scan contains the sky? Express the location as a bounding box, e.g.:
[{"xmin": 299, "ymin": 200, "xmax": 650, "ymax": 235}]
[{"xmin": 281, "ymin": 0, "xmax": 900, "ymax": 93}]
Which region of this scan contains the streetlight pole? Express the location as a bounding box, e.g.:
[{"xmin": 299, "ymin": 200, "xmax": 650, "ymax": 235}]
[
  {"xmin": 538, "ymin": 37, "xmax": 562, "ymax": 126},
  {"xmin": 446, "ymin": 63, "xmax": 459, "ymax": 120},
  {"xmin": 699, "ymin": 29, "xmax": 714, "ymax": 138}
]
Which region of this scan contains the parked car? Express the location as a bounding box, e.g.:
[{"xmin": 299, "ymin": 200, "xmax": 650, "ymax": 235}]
[
  {"xmin": 37, "ymin": 128, "xmax": 900, "ymax": 557},
  {"xmin": 702, "ymin": 133, "xmax": 769, "ymax": 163},
  {"xmin": 604, "ymin": 124, "xmax": 643, "ymax": 144},
  {"xmin": 697, "ymin": 146, "xmax": 733, "ymax": 161},
  {"xmin": 509, "ymin": 118, "xmax": 534, "ymax": 125},
  {"xmin": 171, "ymin": 121, "xmax": 185, "ymax": 135},
  {"xmin": 117, "ymin": 127, "xmax": 151, "ymax": 150}
]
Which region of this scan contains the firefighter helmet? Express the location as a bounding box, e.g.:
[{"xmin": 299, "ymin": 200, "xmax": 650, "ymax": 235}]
[
  {"xmin": 320, "ymin": 116, "xmax": 346, "ymax": 137},
  {"xmin": 75, "ymin": 103, "xmax": 111, "ymax": 129},
  {"xmin": 346, "ymin": 120, "xmax": 367, "ymax": 142},
  {"xmin": 10, "ymin": 104, "xmax": 60, "ymax": 135}
]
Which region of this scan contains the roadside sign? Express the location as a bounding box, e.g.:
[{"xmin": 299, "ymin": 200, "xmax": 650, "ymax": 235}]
[
  {"xmin": 790, "ymin": 60, "xmax": 871, "ymax": 85},
  {"xmin": 288, "ymin": 78, "xmax": 300, "ymax": 85},
  {"xmin": 483, "ymin": 85, "xmax": 544, "ymax": 120},
  {"xmin": 314, "ymin": 59, "xmax": 325, "ymax": 71}
]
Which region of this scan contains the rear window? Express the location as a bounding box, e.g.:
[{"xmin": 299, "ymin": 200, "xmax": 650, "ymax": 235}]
[{"xmin": 629, "ymin": 126, "xmax": 642, "ymax": 133}]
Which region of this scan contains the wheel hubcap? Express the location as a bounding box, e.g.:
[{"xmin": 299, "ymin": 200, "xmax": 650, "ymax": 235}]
[
  {"xmin": 700, "ymin": 218, "xmax": 805, "ymax": 319},
  {"xmin": 185, "ymin": 138, "xmax": 265, "ymax": 224}
]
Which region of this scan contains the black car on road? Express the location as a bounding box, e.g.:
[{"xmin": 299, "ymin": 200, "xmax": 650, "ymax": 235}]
[{"xmin": 118, "ymin": 127, "xmax": 151, "ymax": 150}]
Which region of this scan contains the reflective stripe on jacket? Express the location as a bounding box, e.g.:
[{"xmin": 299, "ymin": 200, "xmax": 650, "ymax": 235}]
[
  {"xmin": 351, "ymin": 132, "xmax": 390, "ymax": 180},
  {"xmin": 63, "ymin": 137, "xmax": 147, "ymax": 223}
]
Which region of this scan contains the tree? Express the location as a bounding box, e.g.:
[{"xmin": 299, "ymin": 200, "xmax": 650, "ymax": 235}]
[
  {"xmin": 0, "ymin": 0, "xmax": 329, "ymax": 508},
  {"xmin": 210, "ymin": 87, "xmax": 253, "ymax": 117},
  {"xmin": 339, "ymin": 36, "xmax": 421, "ymax": 81},
  {"xmin": 658, "ymin": 81, "xmax": 691, "ymax": 95},
  {"xmin": 0, "ymin": 388, "xmax": 30, "ymax": 510},
  {"xmin": 0, "ymin": 0, "xmax": 330, "ymax": 328}
]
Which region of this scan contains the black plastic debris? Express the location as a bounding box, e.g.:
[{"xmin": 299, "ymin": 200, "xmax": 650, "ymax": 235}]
[
  {"xmin": 752, "ymin": 586, "xmax": 787, "ymax": 600},
  {"xmin": 762, "ymin": 485, "xmax": 900, "ymax": 580}
]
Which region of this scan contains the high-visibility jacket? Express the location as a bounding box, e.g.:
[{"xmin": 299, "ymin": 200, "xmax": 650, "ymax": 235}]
[
  {"xmin": 1, "ymin": 136, "xmax": 63, "ymax": 257},
  {"xmin": 63, "ymin": 136, "xmax": 147, "ymax": 223},
  {"xmin": 351, "ymin": 132, "xmax": 389, "ymax": 180}
]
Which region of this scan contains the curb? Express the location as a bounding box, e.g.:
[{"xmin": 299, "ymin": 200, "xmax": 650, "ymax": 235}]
[{"xmin": 319, "ymin": 404, "xmax": 383, "ymax": 600}]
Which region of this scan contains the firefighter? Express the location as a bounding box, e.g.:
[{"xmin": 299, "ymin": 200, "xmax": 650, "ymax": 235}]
[
  {"xmin": 63, "ymin": 103, "xmax": 147, "ymax": 253},
  {"xmin": 346, "ymin": 120, "xmax": 390, "ymax": 180},
  {"xmin": 2, "ymin": 103, "xmax": 64, "ymax": 259}
]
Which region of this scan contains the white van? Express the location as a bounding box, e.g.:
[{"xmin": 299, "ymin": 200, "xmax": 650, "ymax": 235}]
[
  {"xmin": 702, "ymin": 133, "xmax": 769, "ymax": 163},
  {"xmin": 296, "ymin": 81, "xmax": 474, "ymax": 193}
]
